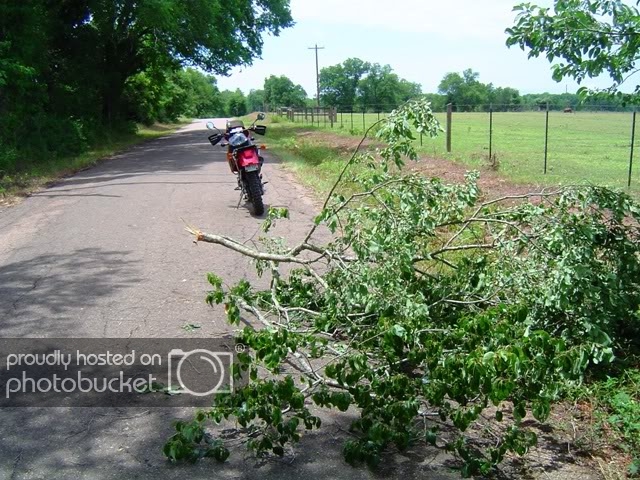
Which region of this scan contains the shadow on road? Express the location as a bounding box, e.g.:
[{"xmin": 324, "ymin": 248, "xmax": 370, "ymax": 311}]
[
  {"xmin": 0, "ymin": 248, "xmax": 141, "ymax": 336},
  {"xmin": 45, "ymin": 130, "xmax": 228, "ymax": 191},
  {"xmin": 0, "ymin": 405, "xmax": 462, "ymax": 480}
]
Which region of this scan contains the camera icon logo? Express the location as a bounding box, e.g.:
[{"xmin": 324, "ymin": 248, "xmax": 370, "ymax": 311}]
[{"xmin": 167, "ymin": 349, "xmax": 233, "ymax": 396}]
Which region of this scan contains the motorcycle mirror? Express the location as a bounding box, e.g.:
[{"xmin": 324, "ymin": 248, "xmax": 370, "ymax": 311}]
[
  {"xmin": 206, "ymin": 121, "xmax": 215, "ymax": 130},
  {"xmin": 257, "ymin": 112, "xmax": 266, "ymax": 120}
]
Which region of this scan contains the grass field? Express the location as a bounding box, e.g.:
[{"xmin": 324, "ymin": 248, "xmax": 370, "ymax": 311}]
[{"xmin": 289, "ymin": 111, "xmax": 640, "ymax": 192}]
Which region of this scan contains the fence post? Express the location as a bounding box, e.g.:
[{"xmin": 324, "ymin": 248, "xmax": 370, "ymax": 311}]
[
  {"xmin": 446, "ymin": 103, "xmax": 453, "ymax": 153},
  {"xmin": 362, "ymin": 105, "xmax": 366, "ymax": 132},
  {"xmin": 544, "ymin": 102, "xmax": 549, "ymax": 174},
  {"xmin": 341, "ymin": 111, "xmax": 343, "ymax": 128},
  {"xmin": 330, "ymin": 107, "xmax": 334, "ymax": 128},
  {"xmin": 629, "ymin": 111, "xmax": 637, "ymax": 187},
  {"xmin": 351, "ymin": 108, "xmax": 354, "ymax": 130},
  {"xmin": 420, "ymin": 106, "xmax": 423, "ymax": 146},
  {"xmin": 489, "ymin": 104, "xmax": 493, "ymax": 161}
]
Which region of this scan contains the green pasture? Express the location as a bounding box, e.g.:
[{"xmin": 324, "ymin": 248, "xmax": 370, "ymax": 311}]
[{"xmin": 289, "ymin": 111, "xmax": 640, "ymax": 192}]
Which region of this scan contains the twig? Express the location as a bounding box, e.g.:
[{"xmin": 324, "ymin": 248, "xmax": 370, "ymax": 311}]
[{"xmin": 430, "ymin": 243, "xmax": 495, "ymax": 257}]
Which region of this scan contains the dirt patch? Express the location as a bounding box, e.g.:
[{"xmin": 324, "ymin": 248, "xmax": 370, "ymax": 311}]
[
  {"xmin": 296, "ymin": 130, "xmax": 382, "ymax": 157},
  {"xmin": 292, "ymin": 129, "xmax": 544, "ymax": 200},
  {"xmin": 406, "ymin": 157, "xmax": 543, "ymax": 200}
]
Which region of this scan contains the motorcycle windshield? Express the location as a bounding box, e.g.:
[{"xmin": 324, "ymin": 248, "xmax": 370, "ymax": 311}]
[{"xmin": 229, "ymin": 132, "xmax": 248, "ymax": 147}]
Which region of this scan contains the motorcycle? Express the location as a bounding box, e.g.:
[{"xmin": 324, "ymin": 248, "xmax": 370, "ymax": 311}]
[{"xmin": 206, "ymin": 113, "xmax": 268, "ymax": 216}]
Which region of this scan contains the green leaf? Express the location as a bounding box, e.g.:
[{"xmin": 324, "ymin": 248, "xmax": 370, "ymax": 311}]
[
  {"xmin": 391, "ymin": 324, "xmax": 407, "ymax": 339},
  {"xmin": 482, "ymin": 351, "xmax": 495, "ymax": 364}
]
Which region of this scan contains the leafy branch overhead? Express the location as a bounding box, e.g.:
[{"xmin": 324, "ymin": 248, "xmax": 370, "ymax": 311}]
[
  {"xmin": 506, "ymin": 0, "xmax": 640, "ymax": 102},
  {"xmin": 168, "ymin": 99, "xmax": 640, "ymax": 476}
]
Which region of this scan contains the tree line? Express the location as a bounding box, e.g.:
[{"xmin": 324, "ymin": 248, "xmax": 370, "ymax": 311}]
[
  {"xmin": 317, "ymin": 60, "xmax": 637, "ymax": 112},
  {"xmin": 256, "ymin": 58, "xmax": 636, "ymax": 113},
  {"xmin": 434, "ymin": 68, "xmax": 635, "ymax": 112},
  {"xmin": 0, "ymin": 0, "xmax": 292, "ymax": 173}
]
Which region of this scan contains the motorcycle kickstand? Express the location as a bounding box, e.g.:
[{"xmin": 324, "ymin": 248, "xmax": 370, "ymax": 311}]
[{"xmin": 236, "ymin": 191, "xmax": 243, "ymax": 209}]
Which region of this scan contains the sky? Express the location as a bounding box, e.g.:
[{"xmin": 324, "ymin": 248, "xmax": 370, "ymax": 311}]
[{"xmin": 216, "ymin": 0, "xmax": 616, "ymax": 97}]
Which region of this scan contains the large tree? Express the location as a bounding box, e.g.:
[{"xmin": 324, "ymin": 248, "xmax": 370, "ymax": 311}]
[
  {"xmin": 357, "ymin": 63, "xmax": 403, "ymax": 110},
  {"xmin": 247, "ymin": 89, "xmax": 266, "ymax": 112},
  {"xmin": 1, "ymin": 0, "xmax": 292, "ymax": 125},
  {"xmin": 226, "ymin": 89, "xmax": 248, "ymax": 117},
  {"xmin": 319, "ymin": 58, "xmax": 370, "ymax": 108},
  {"xmin": 263, "ymin": 75, "xmax": 307, "ymax": 108},
  {"xmin": 0, "ymin": 0, "xmax": 293, "ymax": 169},
  {"xmin": 506, "ymin": 0, "xmax": 640, "ymax": 103},
  {"xmin": 318, "ymin": 58, "xmax": 423, "ymax": 110},
  {"xmin": 438, "ymin": 69, "xmax": 491, "ymax": 111},
  {"xmin": 397, "ymin": 79, "xmax": 423, "ymax": 103},
  {"xmin": 87, "ymin": 0, "xmax": 292, "ymax": 122},
  {"xmin": 490, "ymin": 86, "xmax": 522, "ymax": 111}
]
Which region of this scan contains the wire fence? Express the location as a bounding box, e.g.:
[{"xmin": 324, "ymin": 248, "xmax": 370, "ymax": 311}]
[{"xmin": 275, "ymin": 103, "xmax": 640, "ymax": 190}]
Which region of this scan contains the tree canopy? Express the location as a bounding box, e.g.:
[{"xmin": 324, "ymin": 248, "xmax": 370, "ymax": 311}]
[
  {"xmin": 318, "ymin": 58, "xmax": 422, "ymax": 111},
  {"xmin": 319, "ymin": 58, "xmax": 371, "ymax": 107},
  {"xmin": 263, "ymin": 75, "xmax": 308, "ymax": 108},
  {"xmin": 0, "ymin": 0, "xmax": 293, "ymax": 171},
  {"xmin": 247, "ymin": 89, "xmax": 266, "ymax": 112},
  {"xmin": 506, "ymin": 0, "xmax": 640, "ymax": 103}
]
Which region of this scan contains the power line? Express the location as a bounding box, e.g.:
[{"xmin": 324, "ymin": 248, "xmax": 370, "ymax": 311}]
[{"xmin": 308, "ymin": 44, "xmax": 324, "ymax": 107}]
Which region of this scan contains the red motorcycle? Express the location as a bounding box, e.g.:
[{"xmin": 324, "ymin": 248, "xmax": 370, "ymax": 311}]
[{"xmin": 206, "ymin": 113, "xmax": 267, "ymax": 215}]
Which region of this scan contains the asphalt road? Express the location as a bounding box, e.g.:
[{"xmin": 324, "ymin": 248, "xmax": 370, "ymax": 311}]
[{"xmin": 0, "ymin": 121, "xmax": 463, "ymax": 480}]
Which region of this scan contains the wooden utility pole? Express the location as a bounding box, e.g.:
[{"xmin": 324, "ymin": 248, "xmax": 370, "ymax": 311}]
[{"xmin": 308, "ymin": 44, "xmax": 324, "ymax": 107}]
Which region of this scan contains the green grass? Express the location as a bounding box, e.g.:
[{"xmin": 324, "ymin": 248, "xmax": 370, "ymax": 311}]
[
  {"xmin": 289, "ymin": 111, "xmax": 640, "ymax": 192},
  {"xmin": 0, "ymin": 120, "xmax": 190, "ymax": 198},
  {"xmin": 570, "ymin": 363, "xmax": 640, "ymax": 477},
  {"xmin": 261, "ymin": 122, "xmax": 350, "ymax": 195}
]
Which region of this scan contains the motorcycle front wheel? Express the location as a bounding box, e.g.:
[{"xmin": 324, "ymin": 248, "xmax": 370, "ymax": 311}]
[{"xmin": 245, "ymin": 170, "xmax": 264, "ymax": 216}]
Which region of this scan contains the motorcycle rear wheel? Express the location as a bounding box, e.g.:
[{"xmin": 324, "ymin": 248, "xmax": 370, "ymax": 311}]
[{"xmin": 245, "ymin": 170, "xmax": 264, "ymax": 216}]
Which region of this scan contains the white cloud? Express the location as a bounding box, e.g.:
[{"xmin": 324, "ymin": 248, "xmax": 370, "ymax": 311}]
[{"xmin": 290, "ymin": 0, "xmax": 521, "ymax": 39}]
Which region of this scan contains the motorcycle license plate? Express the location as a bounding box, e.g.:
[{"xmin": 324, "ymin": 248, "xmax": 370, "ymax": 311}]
[{"xmin": 245, "ymin": 165, "xmax": 259, "ymax": 172}]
